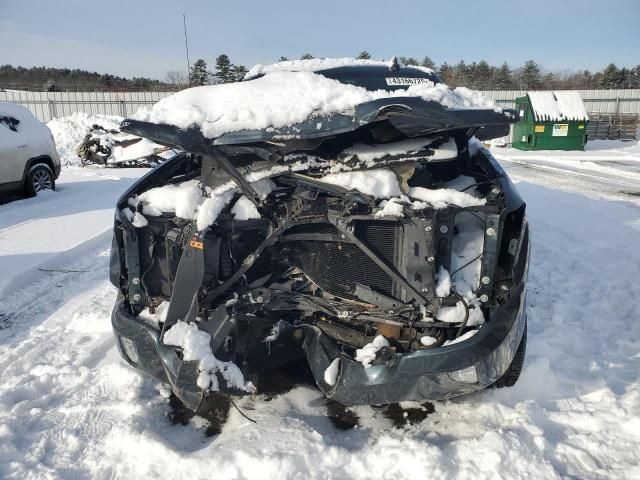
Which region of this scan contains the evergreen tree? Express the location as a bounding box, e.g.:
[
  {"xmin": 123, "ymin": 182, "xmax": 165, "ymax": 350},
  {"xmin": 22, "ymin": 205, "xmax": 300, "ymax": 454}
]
[
  {"xmin": 518, "ymin": 60, "xmax": 542, "ymax": 89},
  {"xmin": 466, "ymin": 62, "xmax": 479, "ymax": 88},
  {"xmin": 232, "ymin": 64, "xmax": 248, "ymax": 82},
  {"xmin": 190, "ymin": 59, "xmax": 209, "ymax": 86},
  {"xmin": 400, "ymin": 56, "xmax": 419, "ymax": 66},
  {"xmin": 598, "ymin": 63, "xmax": 620, "ymax": 88},
  {"xmin": 619, "ymin": 67, "xmax": 631, "ymax": 88},
  {"xmin": 631, "ymin": 65, "xmax": 640, "ymax": 88},
  {"xmin": 474, "ymin": 60, "xmax": 492, "ymax": 89},
  {"xmin": 493, "ymin": 62, "xmax": 514, "ymax": 89},
  {"xmin": 300, "ymin": 53, "xmax": 314, "ymax": 60},
  {"xmin": 278, "ymin": 56, "xmax": 289, "ymax": 62},
  {"xmin": 356, "ymin": 51, "xmax": 371, "ymax": 60},
  {"xmin": 453, "ymin": 60, "xmax": 468, "ymax": 87},
  {"xmin": 215, "ymin": 54, "xmax": 234, "ymax": 83},
  {"xmin": 592, "ymin": 71, "xmax": 603, "ymax": 89},
  {"xmin": 420, "ymin": 56, "xmax": 436, "ymax": 70}
]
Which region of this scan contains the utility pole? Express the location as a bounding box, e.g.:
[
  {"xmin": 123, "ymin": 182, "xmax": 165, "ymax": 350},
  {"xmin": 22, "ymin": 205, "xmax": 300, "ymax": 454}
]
[{"xmin": 183, "ymin": 14, "xmax": 192, "ymax": 86}]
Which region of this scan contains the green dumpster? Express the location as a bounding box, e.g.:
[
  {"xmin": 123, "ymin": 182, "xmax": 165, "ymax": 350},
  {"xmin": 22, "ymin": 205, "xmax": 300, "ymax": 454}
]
[{"xmin": 512, "ymin": 91, "xmax": 589, "ymax": 151}]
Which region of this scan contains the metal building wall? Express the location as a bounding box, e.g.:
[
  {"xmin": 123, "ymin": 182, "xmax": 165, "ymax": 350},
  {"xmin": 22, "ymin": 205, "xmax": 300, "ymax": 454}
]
[
  {"xmin": 481, "ymin": 89, "xmax": 640, "ymax": 114},
  {"xmin": 0, "ymin": 90, "xmax": 173, "ymax": 122}
]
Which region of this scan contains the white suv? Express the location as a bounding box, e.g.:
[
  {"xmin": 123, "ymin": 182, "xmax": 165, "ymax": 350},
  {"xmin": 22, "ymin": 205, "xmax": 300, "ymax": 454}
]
[{"xmin": 0, "ymin": 102, "xmax": 61, "ymax": 197}]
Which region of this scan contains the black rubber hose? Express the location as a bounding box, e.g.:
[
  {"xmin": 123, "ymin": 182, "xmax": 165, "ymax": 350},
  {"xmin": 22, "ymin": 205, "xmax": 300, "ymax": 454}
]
[{"xmin": 453, "ymin": 292, "xmax": 470, "ymax": 339}]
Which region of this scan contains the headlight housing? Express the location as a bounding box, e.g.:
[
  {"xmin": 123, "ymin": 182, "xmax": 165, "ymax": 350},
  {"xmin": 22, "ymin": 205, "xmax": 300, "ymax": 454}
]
[
  {"xmin": 448, "ymin": 366, "xmax": 478, "ymax": 384},
  {"xmin": 120, "ymin": 336, "xmax": 139, "ymax": 364}
]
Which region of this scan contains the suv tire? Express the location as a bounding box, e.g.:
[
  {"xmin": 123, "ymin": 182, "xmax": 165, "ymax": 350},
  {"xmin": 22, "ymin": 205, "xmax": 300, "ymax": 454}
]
[
  {"xmin": 492, "ymin": 322, "xmax": 527, "ymax": 388},
  {"xmin": 25, "ymin": 163, "xmax": 55, "ymax": 197}
]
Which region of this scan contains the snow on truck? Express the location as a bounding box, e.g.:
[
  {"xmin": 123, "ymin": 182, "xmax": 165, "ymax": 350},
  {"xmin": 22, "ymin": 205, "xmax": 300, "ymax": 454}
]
[{"xmin": 108, "ymin": 58, "xmax": 530, "ymax": 418}]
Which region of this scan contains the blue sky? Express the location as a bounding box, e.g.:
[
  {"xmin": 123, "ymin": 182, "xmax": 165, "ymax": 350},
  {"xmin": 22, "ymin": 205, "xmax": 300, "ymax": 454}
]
[{"xmin": 1, "ymin": 0, "xmax": 638, "ymax": 80}]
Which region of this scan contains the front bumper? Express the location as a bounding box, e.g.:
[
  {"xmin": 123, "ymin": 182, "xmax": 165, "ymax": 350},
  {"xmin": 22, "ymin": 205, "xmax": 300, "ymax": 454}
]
[
  {"xmin": 304, "ymin": 282, "xmax": 527, "ymax": 406},
  {"xmin": 112, "ymin": 282, "xmax": 526, "ymax": 410},
  {"xmin": 111, "ymin": 298, "xmax": 204, "ymax": 411}
]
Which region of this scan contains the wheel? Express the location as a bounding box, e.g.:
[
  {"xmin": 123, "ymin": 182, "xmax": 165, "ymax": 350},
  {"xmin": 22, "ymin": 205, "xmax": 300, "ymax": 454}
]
[
  {"xmin": 24, "ymin": 163, "xmax": 55, "ymax": 197},
  {"xmin": 492, "ymin": 323, "xmax": 527, "ymax": 388}
]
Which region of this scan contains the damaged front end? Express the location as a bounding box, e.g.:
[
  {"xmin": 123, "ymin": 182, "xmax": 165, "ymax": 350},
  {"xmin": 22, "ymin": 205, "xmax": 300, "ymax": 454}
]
[{"xmin": 110, "ymin": 89, "xmax": 529, "ymax": 412}]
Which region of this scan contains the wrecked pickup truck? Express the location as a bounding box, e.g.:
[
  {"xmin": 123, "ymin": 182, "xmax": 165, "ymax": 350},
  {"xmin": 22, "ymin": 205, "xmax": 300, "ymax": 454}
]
[{"xmin": 110, "ymin": 60, "xmax": 529, "ymax": 414}]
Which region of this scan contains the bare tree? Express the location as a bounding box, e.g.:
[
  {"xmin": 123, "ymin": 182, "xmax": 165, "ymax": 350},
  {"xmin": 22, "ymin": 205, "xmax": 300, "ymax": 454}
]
[{"xmin": 165, "ymin": 70, "xmax": 189, "ymax": 87}]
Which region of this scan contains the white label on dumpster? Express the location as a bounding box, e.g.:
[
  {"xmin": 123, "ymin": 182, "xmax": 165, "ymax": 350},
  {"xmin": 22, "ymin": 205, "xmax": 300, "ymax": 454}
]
[{"xmin": 552, "ymin": 124, "xmax": 569, "ymax": 136}]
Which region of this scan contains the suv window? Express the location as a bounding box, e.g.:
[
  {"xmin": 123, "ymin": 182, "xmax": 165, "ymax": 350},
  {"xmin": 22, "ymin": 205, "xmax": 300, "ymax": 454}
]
[{"xmin": 0, "ymin": 115, "xmax": 20, "ymax": 132}]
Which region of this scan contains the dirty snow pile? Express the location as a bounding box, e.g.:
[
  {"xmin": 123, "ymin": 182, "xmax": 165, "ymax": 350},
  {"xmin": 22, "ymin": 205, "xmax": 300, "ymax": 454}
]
[
  {"xmin": 134, "ymin": 70, "xmax": 500, "ymax": 140},
  {"xmin": 47, "ymin": 112, "xmax": 174, "ymax": 166},
  {"xmin": 46, "ymin": 112, "xmax": 123, "ymax": 165},
  {"xmin": 163, "ymin": 320, "xmax": 253, "ymax": 392}
]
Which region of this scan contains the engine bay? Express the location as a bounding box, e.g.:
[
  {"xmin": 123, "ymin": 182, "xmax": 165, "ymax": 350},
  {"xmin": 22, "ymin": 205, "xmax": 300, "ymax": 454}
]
[{"xmin": 111, "ymin": 131, "xmax": 527, "ymax": 391}]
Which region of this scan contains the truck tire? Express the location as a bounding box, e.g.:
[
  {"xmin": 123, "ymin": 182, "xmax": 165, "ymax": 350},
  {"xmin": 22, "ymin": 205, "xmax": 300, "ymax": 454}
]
[
  {"xmin": 492, "ymin": 323, "xmax": 527, "ymax": 388},
  {"xmin": 24, "ymin": 163, "xmax": 55, "ymax": 197}
]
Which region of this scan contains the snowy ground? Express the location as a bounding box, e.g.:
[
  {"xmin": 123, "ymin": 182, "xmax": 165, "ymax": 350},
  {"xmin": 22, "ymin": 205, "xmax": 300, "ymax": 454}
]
[
  {"xmin": 1, "ymin": 141, "xmax": 640, "ymax": 479},
  {"xmin": 0, "ymin": 167, "xmax": 147, "ymax": 297},
  {"xmin": 495, "ymin": 140, "xmax": 640, "ymax": 205}
]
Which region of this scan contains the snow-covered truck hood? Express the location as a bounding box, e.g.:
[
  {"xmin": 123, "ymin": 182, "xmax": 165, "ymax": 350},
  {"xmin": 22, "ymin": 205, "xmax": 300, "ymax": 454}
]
[{"xmin": 122, "ymin": 68, "xmax": 517, "ymax": 152}]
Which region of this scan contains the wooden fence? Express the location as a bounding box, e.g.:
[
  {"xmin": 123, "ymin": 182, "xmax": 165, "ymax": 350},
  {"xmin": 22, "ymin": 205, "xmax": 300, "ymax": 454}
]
[{"xmin": 587, "ymin": 113, "xmax": 639, "ymax": 141}]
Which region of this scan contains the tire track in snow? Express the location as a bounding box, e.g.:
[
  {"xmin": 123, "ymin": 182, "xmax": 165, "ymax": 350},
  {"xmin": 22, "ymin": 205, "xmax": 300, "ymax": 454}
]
[
  {"xmin": 499, "ymin": 157, "xmax": 640, "ymax": 205},
  {"xmin": 0, "ymin": 241, "xmax": 111, "ymax": 343},
  {"xmin": 0, "ymin": 251, "xmax": 165, "ymax": 479}
]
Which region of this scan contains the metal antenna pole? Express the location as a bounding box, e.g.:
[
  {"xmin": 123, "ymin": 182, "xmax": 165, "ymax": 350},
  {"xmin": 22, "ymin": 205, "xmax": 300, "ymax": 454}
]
[{"xmin": 183, "ymin": 14, "xmax": 191, "ymax": 86}]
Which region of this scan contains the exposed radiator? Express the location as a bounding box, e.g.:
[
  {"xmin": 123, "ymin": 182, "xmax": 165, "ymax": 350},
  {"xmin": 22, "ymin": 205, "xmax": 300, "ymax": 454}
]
[{"xmin": 289, "ymin": 221, "xmax": 399, "ymax": 300}]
